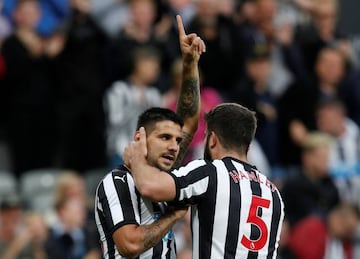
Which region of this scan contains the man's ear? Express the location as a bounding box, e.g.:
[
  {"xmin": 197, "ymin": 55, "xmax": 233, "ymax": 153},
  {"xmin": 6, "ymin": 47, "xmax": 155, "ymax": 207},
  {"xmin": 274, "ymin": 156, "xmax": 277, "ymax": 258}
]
[
  {"xmin": 134, "ymin": 130, "xmax": 140, "ymax": 141},
  {"xmin": 209, "ymin": 131, "xmax": 217, "ymax": 149}
]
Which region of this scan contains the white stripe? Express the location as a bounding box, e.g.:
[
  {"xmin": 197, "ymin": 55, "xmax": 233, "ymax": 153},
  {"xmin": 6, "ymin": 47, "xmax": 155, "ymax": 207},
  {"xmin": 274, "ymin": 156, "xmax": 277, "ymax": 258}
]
[
  {"xmin": 191, "ymin": 205, "xmax": 200, "ymax": 259},
  {"xmin": 179, "ymin": 177, "xmax": 209, "ymax": 200},
  {"xmin": 272, "ymin": 190, "xmax": 285, "ymax": 259},
  {"xmin": 127, "ymin": 175, "xmax": 140, "ymax": 223},
  {"xmin": 211, "ymin": 160, "xmax": 230, "ymax": 258},
  {"xmin": 172, "ymin": 159, "xmax": 207, "ymax": 177},
  {"xmin": 95, "ymin": 193, "xmax": 109, "ymax": 259},
  {"xmin": 258, "ymin": 172, "xmax": 272, "ymax": 258},
  {"xmin": 103, "ymin": 174, "xmax": 124, "ymax": 225}
]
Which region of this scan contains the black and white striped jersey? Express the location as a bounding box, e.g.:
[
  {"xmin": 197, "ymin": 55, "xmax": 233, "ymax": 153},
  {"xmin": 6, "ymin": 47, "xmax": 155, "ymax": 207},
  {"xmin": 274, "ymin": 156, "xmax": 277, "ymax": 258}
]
[
  {"xmin": 169, "ymin": 157, "xmax": 285, "ymax": 259},
  {"xmin": 94, "ymin": 166, "xmax": 176, "ymax": 259}
]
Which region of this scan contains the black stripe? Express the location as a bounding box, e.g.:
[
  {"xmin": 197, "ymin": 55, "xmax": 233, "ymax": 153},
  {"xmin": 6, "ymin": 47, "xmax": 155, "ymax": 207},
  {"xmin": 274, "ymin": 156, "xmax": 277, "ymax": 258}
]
[
  {"xmin": 197, "ymin": 163, "xmax": 217, "ymax": 259},
  {"xmin": 152, "ymin": 241, "xmax": 163, "ymax": 258},
  {"xmin": 267, "ymin": 190, "xmax": 282, "ymax": 259},
  {"xmin": 245, "ymin": 165, "xmax": 261, "ymax": 259},
  {"xmin": 152, "ymin": 202, "xmax": 164, "ymax": 258},
  {"xmin": 97, "ymin": 182, "xmax": 116, "ymax": 259},
  {"xmin": 112, "ymin": 170, "xmax": 136, "ymax": 221},
  {"xmin": 223, "ymin": 158, "xmax": 241, "ymax": 259}
]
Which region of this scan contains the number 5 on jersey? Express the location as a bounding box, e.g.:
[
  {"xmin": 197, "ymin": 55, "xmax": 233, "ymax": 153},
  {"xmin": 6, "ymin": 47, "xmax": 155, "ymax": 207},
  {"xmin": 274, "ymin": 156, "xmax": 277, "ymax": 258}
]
[{"xmin": 241, "ymin": 196, "xmax": 271, "ymax": 251}]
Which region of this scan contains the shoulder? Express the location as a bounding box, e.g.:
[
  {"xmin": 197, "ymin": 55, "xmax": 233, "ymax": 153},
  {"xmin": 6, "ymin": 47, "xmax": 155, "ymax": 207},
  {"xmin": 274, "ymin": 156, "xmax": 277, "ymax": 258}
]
[
  {"xmin": 108, "ymin": 81, "xmax": 130, "ymax": 93},
  {"xmin": 345, "ymin": 118, "xmax": 360, "ymax": 136},
  {"xmin": 100, "ymin": 167, "xmax": 134, "ymax": 187},
  {"xmin": 171, "ymin": 159, "xmax": 210, "ymax": 177}
]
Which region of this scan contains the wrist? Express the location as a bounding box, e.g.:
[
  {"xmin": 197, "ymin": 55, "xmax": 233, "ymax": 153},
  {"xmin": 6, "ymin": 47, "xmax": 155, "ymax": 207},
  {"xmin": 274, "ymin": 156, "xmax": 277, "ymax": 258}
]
[{"xmin": 182, "ymin": 57, "xmax": 198, "ymax": 67}]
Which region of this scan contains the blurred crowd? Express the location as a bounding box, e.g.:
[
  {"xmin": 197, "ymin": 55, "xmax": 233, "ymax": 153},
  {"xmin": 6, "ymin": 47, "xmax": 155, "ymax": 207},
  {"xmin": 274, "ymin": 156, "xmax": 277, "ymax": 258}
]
[{"xmin": 1, "ymin": 0, "xmax": 360, "ymax": 258}]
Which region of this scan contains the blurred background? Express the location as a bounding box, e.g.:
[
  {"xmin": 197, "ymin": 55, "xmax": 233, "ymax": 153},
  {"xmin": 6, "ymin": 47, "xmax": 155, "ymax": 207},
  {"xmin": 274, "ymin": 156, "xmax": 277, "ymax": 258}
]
[{"xmin": 0, "ymin": 0, "xmax": 360, "ymax": 258}]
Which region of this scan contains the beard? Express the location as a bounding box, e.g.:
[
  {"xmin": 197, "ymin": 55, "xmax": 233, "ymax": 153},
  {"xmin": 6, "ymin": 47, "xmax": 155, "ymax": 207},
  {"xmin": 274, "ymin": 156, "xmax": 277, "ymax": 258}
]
[{"xmin": 203, "ymin": 135, "xmax": 212, "ymax": 161}]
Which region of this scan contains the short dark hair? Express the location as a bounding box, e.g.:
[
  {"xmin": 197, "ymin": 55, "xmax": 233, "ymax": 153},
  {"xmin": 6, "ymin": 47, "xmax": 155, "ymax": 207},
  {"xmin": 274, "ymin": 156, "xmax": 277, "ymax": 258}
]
[
  {"xmin": 136, "ymin": 107, "xmax": 184, "ymax": 133},
  {"xmin": 316, "ymin": 97, "xmax": 347, "ymax": 115},
  {"xmin": 128, "ymin": 46, "xmax": 161, "ymax": 73},
  {"xmin": 204, "ymin": 103, "xmax": 257, "ymax": 154}
]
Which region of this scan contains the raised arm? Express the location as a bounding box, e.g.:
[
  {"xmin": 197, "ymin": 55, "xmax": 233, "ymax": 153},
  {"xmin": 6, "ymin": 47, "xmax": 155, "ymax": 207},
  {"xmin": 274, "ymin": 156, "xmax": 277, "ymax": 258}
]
[{"xmin": 173, "ymin": 14, "xmax": 205, "ymax": 169}]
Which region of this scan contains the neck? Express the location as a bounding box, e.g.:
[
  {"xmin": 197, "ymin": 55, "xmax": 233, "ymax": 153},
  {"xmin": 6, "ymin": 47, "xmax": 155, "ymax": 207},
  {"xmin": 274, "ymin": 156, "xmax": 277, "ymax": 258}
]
[
  {"xmin": 129, "ymin": 74, "xmax": 147, "ymax": 87},
  {"xmin": 319, "ymin": 82, "xmax": 337, "ymax": 95},
  {"xmin": 213, "ymin": 150, "xmax": 248, "ymax": 163}
]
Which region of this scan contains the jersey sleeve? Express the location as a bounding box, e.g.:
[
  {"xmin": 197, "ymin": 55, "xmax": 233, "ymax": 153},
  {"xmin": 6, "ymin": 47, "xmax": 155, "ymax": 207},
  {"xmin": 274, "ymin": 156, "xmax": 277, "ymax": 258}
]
[
  {"xmin": 168, "ymin": 159, "xmax": 213, "ymax": 206},
  {"xmin": 96, "ymin": 169, "xmax": 140, "ymax": 235}
]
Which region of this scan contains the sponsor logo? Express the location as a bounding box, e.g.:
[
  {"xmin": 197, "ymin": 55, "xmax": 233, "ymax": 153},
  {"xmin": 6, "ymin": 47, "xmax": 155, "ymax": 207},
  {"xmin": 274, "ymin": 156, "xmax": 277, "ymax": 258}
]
[{"xmin": 114, "ymin": 175, "xmax": 126, "ymax": 183}]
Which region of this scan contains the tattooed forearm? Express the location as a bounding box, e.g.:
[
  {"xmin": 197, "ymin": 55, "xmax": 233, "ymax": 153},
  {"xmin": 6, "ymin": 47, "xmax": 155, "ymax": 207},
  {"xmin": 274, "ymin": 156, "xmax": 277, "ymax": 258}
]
[
  {"xmin": 143, "ymin": 225, "xmax": 162, "ymax": 250},
  {"xmin": 141, "ymin": 211, "xmax": 177, "ymax": 252},
  {"xmin": 176, "ymin": 77, "xmax": 199, "ymax": 119},
  {"xmin": 173, "ymin": 131, "xmax": 193, "ymax": 169}
]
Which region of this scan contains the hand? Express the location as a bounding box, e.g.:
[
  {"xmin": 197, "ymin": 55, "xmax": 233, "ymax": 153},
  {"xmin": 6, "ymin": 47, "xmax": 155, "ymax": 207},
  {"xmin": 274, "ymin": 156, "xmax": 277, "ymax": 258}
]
[
  {"xmin": 124, "ymin": 127, "xmax": 148, "ymax": 168},
  {"xmin": 290, "ymin": 120, "xmax": 308, "ymax": 145},
  {"xmin": 176, "ymin": 15, "xmax": 206, "ymax": 63}
]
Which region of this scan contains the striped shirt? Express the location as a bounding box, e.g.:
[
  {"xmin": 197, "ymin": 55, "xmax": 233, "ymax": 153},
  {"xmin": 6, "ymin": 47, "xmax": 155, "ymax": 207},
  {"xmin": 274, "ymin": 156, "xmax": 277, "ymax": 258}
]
[
  {"xmin": 169, "ymin": 157, "xmax": 285, "ymax": 259},
  {"xmin": 95, "ymin": 166, "xmax": 176, "ymax": 259}
]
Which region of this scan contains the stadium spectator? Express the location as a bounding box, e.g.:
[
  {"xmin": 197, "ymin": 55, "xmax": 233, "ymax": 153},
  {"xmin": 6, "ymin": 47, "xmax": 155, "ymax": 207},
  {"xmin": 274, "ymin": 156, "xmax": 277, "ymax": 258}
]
[
  {"xmin": 315, "ymin": 98, "xmax": 360, "ymax": 207},
  {"xmin": 104, "ymin": 46, "xmax": 163, "ymax": 167},
  {"xmin": 281, "ymin": 132, "xmax": 340, "ymax": 226},
  {"xmin": 1, "ymin": 211, "xmax": 48, "ymax": 259},
  {"xmin": 54, "ymin": 0, "xmax": 108, "ymax": 172},
  {"xmin": 2, "ymin": 0, "xmax": 69, "ymax": 37},
  {"xmin": 288, "ymin": 202, "xmax": 360, "ymax": 259},
  {"xmin": 230, "ymin": 44, "xmax": 280, "ymax": 170},
  {"xmin": 45, "ymin": 196, "xmax": 100, "ymax": 259},
  {"xmin": 278, "ymin": 46, "xmax": 348, "ymax": 168},
  {"xmin": 187, "ymin": 0, "xmax": 238, "ymax": 98},
  {"xmin": 1, "ymin": 0, "xmax": 58, "ymax": 176}
]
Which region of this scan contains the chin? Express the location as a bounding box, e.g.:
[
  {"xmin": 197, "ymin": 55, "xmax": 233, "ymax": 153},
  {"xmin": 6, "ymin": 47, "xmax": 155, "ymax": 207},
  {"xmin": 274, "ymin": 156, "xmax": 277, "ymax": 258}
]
[{"xmin": 156, "ymin": 163, "xmax": 172, "ymax": 172}]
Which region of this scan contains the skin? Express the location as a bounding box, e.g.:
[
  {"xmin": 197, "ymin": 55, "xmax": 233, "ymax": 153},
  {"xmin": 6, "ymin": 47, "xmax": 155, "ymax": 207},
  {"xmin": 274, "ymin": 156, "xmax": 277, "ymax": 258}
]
[
  {"xmin": 124, "ymin": 122, "xmax": 248, "ymax": 202},
  {"xmin": 145, "ymin": 121, "xmax": 183, "ymax": 171},
  {"xmin": 112, "ymin": 15, "xmax": 205, "ymax": 258}
]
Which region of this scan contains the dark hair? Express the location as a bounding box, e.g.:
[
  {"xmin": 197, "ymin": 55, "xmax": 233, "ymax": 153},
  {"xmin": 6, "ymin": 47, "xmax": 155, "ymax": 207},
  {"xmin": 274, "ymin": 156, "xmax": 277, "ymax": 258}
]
[
  {"xmin": 136, "ymin": 107, "xmax": 184, "ymax": 133},
  {"xmin": 15, "ymin": 0, "xmax": 37, "ymax": 8},
  {"xmin": 128, "ymin": 46, "xmax": 161, "ymax": 73},
  {"xmin": 316, "ymin": 97, "xmax": 347, "ymax": 115},
  {"xmin": 204, "ymin": 103, "xmax": 257, "ymax": 154}
]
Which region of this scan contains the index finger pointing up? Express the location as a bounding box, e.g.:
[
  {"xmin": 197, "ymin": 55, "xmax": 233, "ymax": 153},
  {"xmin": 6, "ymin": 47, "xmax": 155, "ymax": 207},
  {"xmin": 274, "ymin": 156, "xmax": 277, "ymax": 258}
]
[{"xmin": 176, "ymin": 15, "xmax": 186, "ymax": 38}]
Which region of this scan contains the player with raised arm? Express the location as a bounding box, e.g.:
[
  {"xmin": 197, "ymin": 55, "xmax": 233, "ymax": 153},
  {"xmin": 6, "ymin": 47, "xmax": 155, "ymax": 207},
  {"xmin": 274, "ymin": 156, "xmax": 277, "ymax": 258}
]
[{"xmin": 94, "ymin": 15, "xmax": 205, "ymax": 259}]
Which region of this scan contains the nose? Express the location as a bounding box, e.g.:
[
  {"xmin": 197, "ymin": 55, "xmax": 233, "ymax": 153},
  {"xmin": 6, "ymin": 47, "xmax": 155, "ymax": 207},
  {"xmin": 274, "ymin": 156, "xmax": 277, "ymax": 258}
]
[{"xmin": 168, "ymin": 139, "xmax": 179, "ymax": 152}]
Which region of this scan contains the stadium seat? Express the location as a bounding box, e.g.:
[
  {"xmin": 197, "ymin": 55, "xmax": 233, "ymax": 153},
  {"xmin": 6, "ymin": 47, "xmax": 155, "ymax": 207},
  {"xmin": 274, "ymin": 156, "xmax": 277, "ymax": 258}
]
[
  {"xmin": 84, "ymin": 168, "xmax": 108, "ymax": 199},
  {"xmin": 19, "ymin": 168, "xmax": 61, "ymax": 212},
  {"xmin": 0, "ymin": 170, "xmax": 17, "ymax": 196}
]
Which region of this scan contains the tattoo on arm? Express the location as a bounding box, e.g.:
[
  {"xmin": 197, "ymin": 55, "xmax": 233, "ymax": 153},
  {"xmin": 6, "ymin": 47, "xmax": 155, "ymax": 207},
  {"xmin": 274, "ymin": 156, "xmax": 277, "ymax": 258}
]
[
  {"xmin": 141, "ymin": 211, "xmax": 176, "ymax": 252},
  {"xmin": 143, "ymin": 225, "xmax": 161, "ymax": 249},
  {"xmin": 176, "ymin": 77, "xmax": 199, "ymax": 119}
]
